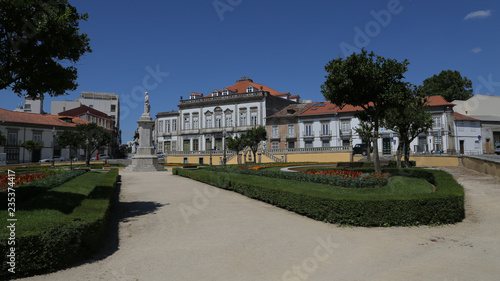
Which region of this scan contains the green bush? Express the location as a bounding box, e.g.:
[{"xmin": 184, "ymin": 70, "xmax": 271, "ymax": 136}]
[
  {"xmin": 0, "ymin": 169, "xmax": 119, "ymax": 278},
  {"xmin": 0, "ymin": 169, "xmax": 88, "ymax": 210},
  {"xmin": 173, "ymin": 167, "xmax": 464, "ymax": 227}
]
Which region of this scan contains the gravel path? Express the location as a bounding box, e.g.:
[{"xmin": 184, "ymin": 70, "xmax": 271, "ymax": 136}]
[{"xmin": 20, "ymin": 167, "xmax": 500, "ymax": 281}]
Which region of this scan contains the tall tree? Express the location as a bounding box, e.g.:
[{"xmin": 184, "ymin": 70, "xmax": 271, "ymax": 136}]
[
  {"xmin": 353, "ymin": 119, "xmax": 373, "ymax": 161},
  {"xmin": 226, "ymin": 134, "xmax": 247, "ymax": 164},
  {"xmin": 19, "ymin": 140, "xmax": 42, "ymax": 163},
  {"xmin": 243, "ymin": 126, "xmax": 267, "ymax": 163},
  {"xmin": 76, "ymin": 123, "xmax": 111, "ymax": 167},
  {"xmin": 57, "ymin": 130, "xmax": 84, "ymax": 170},
  {"xmin": 383, "ymin": 86, "xmax": 433, "ymax": 168},
  {"xmin": 321, "ymin": 49, "xmax": 409, "ymax": 174},
  {"xmin": 420, "ymin": 70, "xmax": 473, "ymax": 102},
  {"xmin": 0, "ymin": 0, "xmax": 92, "ymax": 99}
]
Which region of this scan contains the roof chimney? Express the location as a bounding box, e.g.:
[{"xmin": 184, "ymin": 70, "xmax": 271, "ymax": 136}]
[{"xmin": 236, "ymin": 76, "xmax": 253, "ymax": 83}]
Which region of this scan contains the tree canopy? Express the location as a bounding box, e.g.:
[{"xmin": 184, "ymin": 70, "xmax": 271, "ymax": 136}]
[
  {"xmin": 226, "ymin": 134, "xmax": 247, "ymax": 164},
  {"xmin": 57, "ymin": 129, "xmax": 85, "ymax": 169},
  {"xmin": 321, "ymin": 49, "xmax": 409, "ymax": 173},
  {"xmin": 242, "ymin": 126, "xmax": 267, "ymax": 163},
  {"xmin": 420, "ymin": 70, "xmax": 473, "ymax": 102},
  {"xmin": 76, "ymin": 123, "xmax": 111, "ymax": 166},
  {"xmin": 0, "ymin": 0, "xmax": 92, "ymax": 99}
]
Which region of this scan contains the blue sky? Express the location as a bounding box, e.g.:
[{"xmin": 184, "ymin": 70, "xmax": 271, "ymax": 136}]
[{"xmin": 1, "ymin": 0, "xmax": 499, "ymax": 143}]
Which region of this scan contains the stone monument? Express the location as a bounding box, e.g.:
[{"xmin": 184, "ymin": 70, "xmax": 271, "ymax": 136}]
[{"xmin": 123, "ymin": 92, "xmax": 164, "ymax": 172}]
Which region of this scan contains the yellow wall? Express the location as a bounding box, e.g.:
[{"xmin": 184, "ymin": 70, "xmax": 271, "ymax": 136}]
[{"xmin": 409, "ymin": 156, "xmax": 459, "ymax": 167}]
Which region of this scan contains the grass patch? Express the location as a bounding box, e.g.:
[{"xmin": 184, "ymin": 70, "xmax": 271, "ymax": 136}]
[{"xmin": 174, "ymin": 167, "xmax": 464, "ymax": 226}]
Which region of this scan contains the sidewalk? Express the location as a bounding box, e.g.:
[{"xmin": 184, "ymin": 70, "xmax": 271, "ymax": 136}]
[{"xmin": 22, "ymin": 168, "xmax": 500, "ymax": 281}]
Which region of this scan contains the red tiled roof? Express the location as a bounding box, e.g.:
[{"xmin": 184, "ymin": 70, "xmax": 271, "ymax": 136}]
[
  {"xmin": 59, "ymin": 105, "xmax": 110, "ymax": 119},
  {"xmin": 190, "ymin": 92, "xmax": 202, "ymax": 97},
  {"xmin": 300, "ymin": 101, "xmax": 364, "ymax": 116},
  {"xmin": 427, "ymin": 95, "xmax": 455, "ymax": 106},
  {"xmin": 224, "ymin": 80, "xmax": 288, "ymax": 97},
  {"xmin": 453, "ymin": 112, "xmax": 480, "ymax": 121},
  {"xmin": 0, "ymin": 108, "xmax": 89, "ymax": 128}
]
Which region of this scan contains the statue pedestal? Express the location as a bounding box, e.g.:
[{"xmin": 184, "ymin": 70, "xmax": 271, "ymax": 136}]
[{"xmin": 123, "ymin": 113, "xmax": 164, "ymax": 172}]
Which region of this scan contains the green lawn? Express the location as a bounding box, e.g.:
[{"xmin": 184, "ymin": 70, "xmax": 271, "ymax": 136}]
[{"xmin": 1, "ymin": 171, "xmax": 105, "ymax": 235}]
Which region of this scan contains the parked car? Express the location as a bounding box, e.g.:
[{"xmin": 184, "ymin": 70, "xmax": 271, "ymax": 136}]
[
  {"xmin": 495, "ymin": 145, "xmax": 500, "ymax": 155},
  {"xmin": 156, "ymin": 152, "xmax": 165, "ymax": 158},
  {"xmin": 73, "ymin": 155, "xmax": 86, "ymax": 161},
  {"xmin": 91, "ymin": 154, "xmax": 110, "ymax": 160},
  {"xmin": 39, "ymin": 156, "xmax": 66, "ymax": 163},
  {"xmin": 352, "ymin": 143, "xmax": 372, "ymax": 156}
]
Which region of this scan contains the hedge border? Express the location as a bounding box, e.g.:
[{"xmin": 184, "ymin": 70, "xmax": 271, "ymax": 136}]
[
  {"xmin": 0, "ymin": 169, "xmax": 119, "ymax": 279},
  {"xmin": 173, "ymin": 167, "xmax": 464, "ymax": 227}
]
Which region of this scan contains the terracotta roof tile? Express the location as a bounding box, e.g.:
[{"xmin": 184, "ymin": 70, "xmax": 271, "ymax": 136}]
[
  {"xmin": 59, "ymin": 105, "xmax": 110, "ymax": 119},
  {"xmin": 427, "ymin": 95, "xmax": 455, "ymax": 106},
  {"xmin": 453, "ymin": 112, "xmax": 480, "ymax": 121},
  {"xmin": 0, "ymin": 108, "xmax": 89, "ymax": 128}
]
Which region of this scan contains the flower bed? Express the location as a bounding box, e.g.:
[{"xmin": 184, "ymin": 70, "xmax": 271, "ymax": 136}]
[
  {"xmin": 0, "ymin": 170, "xmax": 57, "ymax": 190},
  {"xmin": 305, "ymin": 169, "xmax": 390, "ymax": 187}
]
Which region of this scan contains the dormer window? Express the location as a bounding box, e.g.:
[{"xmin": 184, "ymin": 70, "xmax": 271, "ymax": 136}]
[
  {"xmin": 212, "ymin": 90, "xmax": 218, "ymax": 97},
  {"xmin": 222, "ymin": 89, "xmax": 229, "ymax": 96},
  {"xmin": 246, "ymin": 86, "xmax": 253, "ymax": 93}
]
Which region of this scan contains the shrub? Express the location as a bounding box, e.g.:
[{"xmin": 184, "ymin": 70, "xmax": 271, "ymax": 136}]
[
  {"xmin": 173, "ymin": 167, "xmax": 464, "ymax": 227},
  {"xmin": 0, "ymin": 169, "xmax": 88, "ymax": 210},
  {"xmin": 0, "ymin": 169, "xmax": 119, "ymax": 278}
]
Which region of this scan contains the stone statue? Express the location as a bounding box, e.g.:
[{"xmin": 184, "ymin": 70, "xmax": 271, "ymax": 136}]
[{"xmin": 144, "ymin": 92, "xmax": 151, "ymax": 114}]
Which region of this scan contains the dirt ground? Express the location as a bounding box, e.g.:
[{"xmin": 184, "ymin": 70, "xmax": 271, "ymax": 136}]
[{"xmin": 19, "ymin": 167, "xmax": 500, "ymax": 281}]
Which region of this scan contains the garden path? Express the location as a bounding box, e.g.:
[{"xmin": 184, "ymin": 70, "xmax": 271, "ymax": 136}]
[{"xmin": 20, "ymin": 167, "xmax": 500, "ymax": 281}]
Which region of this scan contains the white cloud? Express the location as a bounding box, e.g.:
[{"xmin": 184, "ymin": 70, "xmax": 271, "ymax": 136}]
[
  {"xmin": 471, "ymin": 48, "xmax": 482, "ymax": 53},
  {"xmin": 464, "ymin": 10, "xmax": 493, "ymax": 20}
]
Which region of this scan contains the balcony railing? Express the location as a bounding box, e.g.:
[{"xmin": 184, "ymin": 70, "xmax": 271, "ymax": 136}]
[
  {"xmin": 164, "ymin": 146, "xmax": 351, "ymax": 156},
  {"xmin": 320, "ymin": 130, "xmax": 332, "ymax": 137},
  {"xmin": 284, "ymin": 132, "xmax": 298, "ymax": 139},
  {"xmin": 179, "ymin": 91, "xmax": 266, "ymax": 106},
  {"xmin": 301, "ymin": 131, "xmax": 315, "ymax": 138}
]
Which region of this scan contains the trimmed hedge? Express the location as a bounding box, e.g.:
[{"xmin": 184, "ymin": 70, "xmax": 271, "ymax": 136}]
[
  {"xmin": 0, "ymin": 169, "xmax": 88, "ymax": 210},
  {"xmin": 0, "ymin": 169, "xmax": 119, "ymax": 278},
  {"xmin": 173, "ymin": 167, "xmax": 464, "ymax": 227}
]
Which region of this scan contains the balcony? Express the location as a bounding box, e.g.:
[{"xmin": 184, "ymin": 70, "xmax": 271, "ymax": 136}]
[
  {"xmin": 270, "ymin": 133, "xmax": 281, "ymax": 140},
  {"xmin": 301, "ymin": 131, "xmax": 315, "ymax": 138},
  {"xmin": 320, "ymin": 130, "xmax": 332, "ymax": 137}
]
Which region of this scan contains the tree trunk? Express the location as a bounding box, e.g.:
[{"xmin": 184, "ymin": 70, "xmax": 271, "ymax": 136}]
[
  {"xmin": 366, "ymin": 141, "xmax": 372, "ymax": 162},
  {"xmin": 404, "ymin": 140, "xmax": 411, "ymax": 168},
  {"xmin": 373, "ymin": 116, "xmax": 381, "ymax": 174},
  {"xmin": 396, "ymin": 143, "xmax": 402, "ymax": 168}
]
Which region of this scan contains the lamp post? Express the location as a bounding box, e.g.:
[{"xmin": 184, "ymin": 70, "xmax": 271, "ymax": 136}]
[
  {"xmin": 223, "ymin": 130, "xmax": 227, "ymax": 166},
  {"xmin": 51, "ymin": 127, "xmax": 56, "ymax": 170}
]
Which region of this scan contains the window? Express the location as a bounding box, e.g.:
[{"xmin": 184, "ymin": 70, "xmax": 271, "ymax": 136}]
[
  {"xmin": 458, "ymin": 121, "xmax": 464, "ymax": 132},
  {"xmin": 272, "ymin": 126, "xmax": 279, "ymax": 137},
  {"xmin": 222, "ymin": 89, "xmax": 228, "ymax": 96},
  {"xmin": 8, "ymin": 133, "xmax": 17, "ymax": 146},
  {"xmin": 341, "ymin": 121, "xmax": 350, "ymax": 134},
  {"xmin": 322, "ymin": 140, "xmax": 330, "ymax": 147},
  {"xmin": 193, "ymin": 116, "xmax": 199, "ymax": 129},
  {"xmin": 305, "ymin": 124, "xmax": 312, "ymax": 137},
  {"xmin": 193, "ymin": 139, "xmax": 199, "ymax": 151},
  {"xmin": 470, "ymin": 121, "xmax": 477, "ymax": 132},
  {"xmin": 272, "ymin": 141, "xmax": 279, "ymax": 149},
  {"xmin": 158, "ymin": 120, "xmax": 164, "ymax": 133},
  {"xmin": 250, "ymin": 111, "xmax": 258, "ymax": 126},
  {"xmin": 240, "ymin": 112, "xmax": 247, "ymax": 126},
  {"xmin": 305, "ymin": 140, "xmax": 313, "ymax": 148},
  {"xmin": 321, "ymin": 123, "xmax": 329, "ymax": 136},
  {"xmin": 166, "ymin": 120, "xmax": 171, "ymax": 133},
  {"xmin": 172, "ymin": 120, "xmax": 177, "ymax": 131},
  {"xmin": 89, "ymin": 105, "xmax": 93, "ymax": 108},
  {"xmin": 433, "ymin": 117, "xmax": 442, "ymax": 129},
  {"xmin": 24, "ymin": 104, "xmax": 31, "ymax": 111},
  {"xmin": 111, "ymin": 104, "xmax": 116, "ymax": 112},
  {"xmin": 246, "ymin": 86, "xmax": 253, "ymax": 93},
  {"xmin": 288, "ymin": 141, "xmax": 295, "ymax": 149},
  {"xmin": 288, "ymin": 125, "xmax": 295, "ymax": 137},
  {"xmin": 33, "ymin": 134, "xmax": 42, "ymax": 144},
  {"xmin": 225, "ymin": 113, "xmax": 232, "ymax": 127},
  {"xmin": 184, "ymin": 116, "xmax": 190, "ymax": 130},
  {"xmin": 342, "ymin": 139, "xmax": 350, "ymax": 147},
  {"xmin": 206, "ymin": 115, "xmax": 212, "ymax": 128},
  {"xmin": 212, "ymin": 90, "xmax": 218, "ymax": 97},
  {"xmin": 6, "ymin": 148, "xmax": 19, "ymax": 161},
  {"xmin": 215, "ymin": 114, "xmax": 222, "ymax": 128}
]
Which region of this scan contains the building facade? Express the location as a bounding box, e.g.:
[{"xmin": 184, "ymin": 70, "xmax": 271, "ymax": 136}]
[
  {"xmin": 0, "ymin": 108, "xmax": 89, "ymax": 164},
  {"xmin": 156, "ymin": 77, "xmax": 299, "ymax": 154}
]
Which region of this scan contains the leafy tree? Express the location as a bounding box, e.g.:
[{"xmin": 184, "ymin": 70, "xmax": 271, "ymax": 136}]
[
  {"xmin": 321, "ymin": 49, "xmax": 409, "ymax": 174},
  {"xmin": 76, "ymin": 123, "xmax": 111, "ymax": 166},
  {"xmin": 0, "ymin": 131, "xmax": 6, "ymax": 146},
  {"xmin": 57, "ymin": 130, "xmax": 84, "ymax": 169},
  {"xmin": 353, "ymin": 119, "xmax": 373, "ymax": 161},
  {"xmin": 0, "ymin": 0, "xmax": 92, "ymax": 99},
  {"xmin": 226, "ymin": 134, "xmax": 247, "ymax": 164},
  {"xmin": 420, "ymin": 70, "xmax": 473, "ymax": 102},
  {"xmin": 243, "ymin": 126, "xmax": 267, "ymax": 163},
  {"xmin": 383, "ymin": 86, "xmax": 433, "ymax": 168},
  {"xmin": 19, "ymin": 140, "xmax": 42, "ymax": 163}
]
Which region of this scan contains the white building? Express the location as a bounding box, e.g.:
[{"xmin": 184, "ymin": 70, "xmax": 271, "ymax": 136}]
[
  {"xmin": 13, "ymin": 96, "xmax": 44, "ymax": 114},
  {"xmin": 453, "ymin": 112, "xmax": 482, "ymax": 155},
  {"xmin": 0, "ymin": 108, "xmax": 88, "ymax": 164},
  {"xmin": 156, "ymin": 77, "xmax": 299, "ymax": 153},
  {"xmin": 453, "ymin": 95, "xmax": 500, "ymax": 154}
]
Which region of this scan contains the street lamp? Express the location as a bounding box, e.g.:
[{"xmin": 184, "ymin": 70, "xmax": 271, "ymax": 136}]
[
  {"xmin": 223, "ymin": 130, "xmax": 227, "ymax": 166},
  {"xmin": 51, "ymin": 127, "xmax": 56, "ymax": 170}
]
